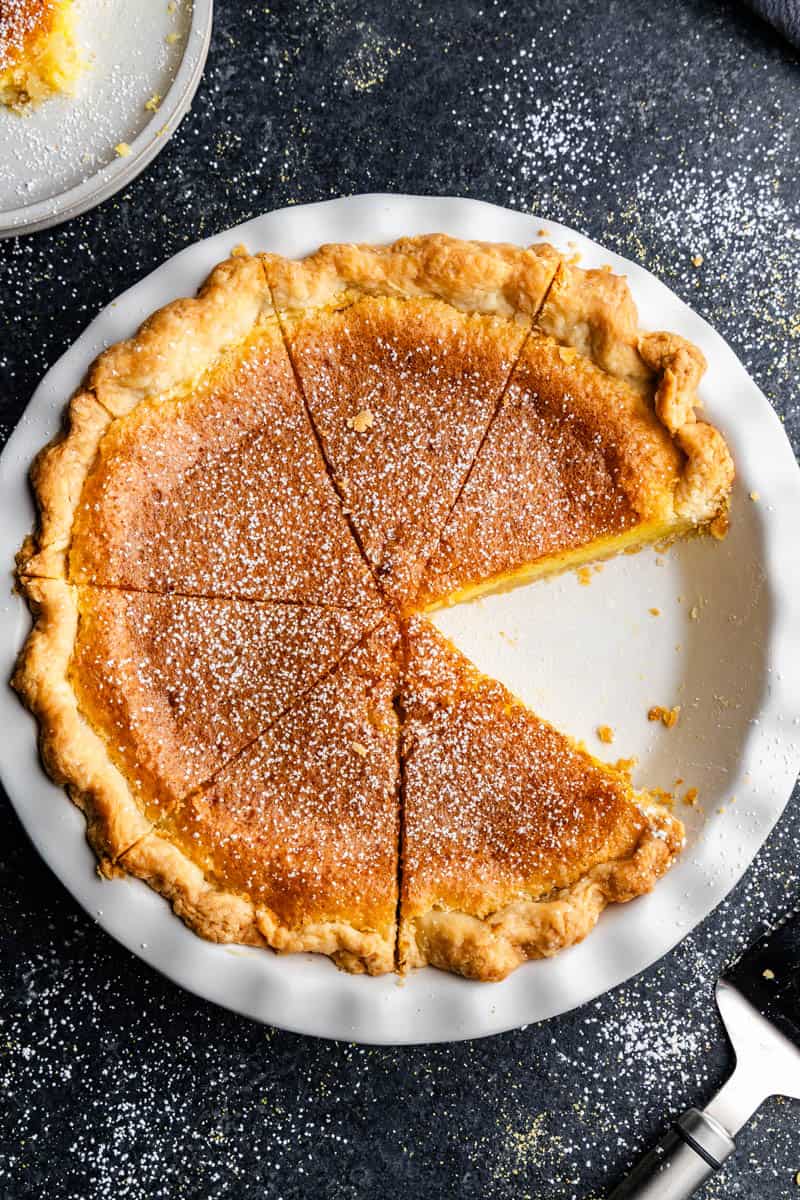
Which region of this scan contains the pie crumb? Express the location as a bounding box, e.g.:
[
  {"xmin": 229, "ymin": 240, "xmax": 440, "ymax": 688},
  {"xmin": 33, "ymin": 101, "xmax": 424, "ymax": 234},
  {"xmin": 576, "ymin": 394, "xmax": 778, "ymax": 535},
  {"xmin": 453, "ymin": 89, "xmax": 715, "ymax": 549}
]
[
  {"xmin": 576, "ymin": 567, "xmax": 592, "ymax": 586},
  {"xmin": 351, "ymin": 742, "xmax": 368, "ymax": 758},
  {"xmin": 649, "ymin": 607, "xmax": 660, "ymax": 616},
  {"xmin": 614, "ymin": 756, "xmax": 638, "ymax": 779},
  {"xmin": 648, "ymin": 704, "xmax": 681, "ymax": 729},
  {"xmin": 347, "ymin": 409, "xmax": 374, "ymax": 433},
  {"xmin": 762, "ymin": 968, "xmax": 775, "ymax": 980},
  {"xmin": 749, "ymin": 490, "xmax": 760, "ymax": 502},
  {"xmin": 115, "ymin": 142, "xmax": 132, "ymax": 157},
  {"xmin": 596, "ymin": 725, "xmax": 614, "ymax": 744},
  {"xmin": 166, "ymin": 32, "xmax": 180, "ymax": 44},
  {"xmin": 691, "ymin": 253, "xmax": 704, "ymax": 267},
  {"xmin": 683, "ymin": 787, "xmax": 699, "ymax": 807},
  {"xmin": 145, "ymin": 94, "xmax": 162, "ymax": 112}
]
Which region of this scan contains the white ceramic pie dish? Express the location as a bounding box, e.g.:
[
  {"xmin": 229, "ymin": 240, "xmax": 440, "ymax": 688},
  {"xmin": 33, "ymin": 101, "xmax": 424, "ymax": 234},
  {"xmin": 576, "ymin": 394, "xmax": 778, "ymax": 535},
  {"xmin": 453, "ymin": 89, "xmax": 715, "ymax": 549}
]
[{"xmin": 0, "ymin": 193, "xmax": 798, "ymax": 1044}]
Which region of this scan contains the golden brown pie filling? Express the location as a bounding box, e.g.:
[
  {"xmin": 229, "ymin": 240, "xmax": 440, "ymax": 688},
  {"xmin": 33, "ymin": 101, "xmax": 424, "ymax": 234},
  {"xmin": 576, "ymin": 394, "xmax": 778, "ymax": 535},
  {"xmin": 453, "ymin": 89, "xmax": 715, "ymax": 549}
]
[{"xmin": 13, "ymin": 236, "xmax": 733, "ymax": 980}]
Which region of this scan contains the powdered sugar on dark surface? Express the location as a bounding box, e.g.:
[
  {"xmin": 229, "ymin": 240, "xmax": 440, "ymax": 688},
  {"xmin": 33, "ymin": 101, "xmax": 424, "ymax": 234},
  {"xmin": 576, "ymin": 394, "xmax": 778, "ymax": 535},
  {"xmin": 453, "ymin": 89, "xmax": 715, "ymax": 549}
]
[{"xmin": 0, "ymin": 1, "xmax": 798, "ymax": 1197}]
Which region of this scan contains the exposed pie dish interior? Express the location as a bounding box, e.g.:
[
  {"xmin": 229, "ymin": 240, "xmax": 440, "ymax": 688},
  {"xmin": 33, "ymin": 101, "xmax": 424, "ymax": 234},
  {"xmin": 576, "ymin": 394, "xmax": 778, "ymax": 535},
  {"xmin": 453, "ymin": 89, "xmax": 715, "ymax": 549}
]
[{"xmin": 13, "ymin": 235, "xmax": 734, "ymax": 980}]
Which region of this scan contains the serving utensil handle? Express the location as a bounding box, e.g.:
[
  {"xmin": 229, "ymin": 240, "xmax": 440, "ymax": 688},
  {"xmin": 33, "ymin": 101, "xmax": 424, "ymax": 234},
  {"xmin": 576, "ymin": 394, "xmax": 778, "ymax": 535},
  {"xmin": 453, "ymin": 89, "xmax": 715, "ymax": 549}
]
[{"xmin": 608, "ymin": 1108, "xmax": 736, "ymax": 1199}]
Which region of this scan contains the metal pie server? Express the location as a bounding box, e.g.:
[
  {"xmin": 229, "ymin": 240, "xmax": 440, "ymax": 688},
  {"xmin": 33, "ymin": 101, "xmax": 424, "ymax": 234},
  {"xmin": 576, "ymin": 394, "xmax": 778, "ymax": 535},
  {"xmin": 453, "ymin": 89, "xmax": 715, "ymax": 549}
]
[{"xmin": 610, "ymin": 908, "xmax": 800, "ymax": 1199}]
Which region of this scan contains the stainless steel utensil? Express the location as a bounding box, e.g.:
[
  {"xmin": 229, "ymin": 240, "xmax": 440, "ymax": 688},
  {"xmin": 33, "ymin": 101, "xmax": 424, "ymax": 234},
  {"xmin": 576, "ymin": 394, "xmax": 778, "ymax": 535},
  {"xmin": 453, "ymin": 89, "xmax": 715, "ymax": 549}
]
[{"xmin": 610, "ymin": 909, "xmax": 800, "ymax": 1199}]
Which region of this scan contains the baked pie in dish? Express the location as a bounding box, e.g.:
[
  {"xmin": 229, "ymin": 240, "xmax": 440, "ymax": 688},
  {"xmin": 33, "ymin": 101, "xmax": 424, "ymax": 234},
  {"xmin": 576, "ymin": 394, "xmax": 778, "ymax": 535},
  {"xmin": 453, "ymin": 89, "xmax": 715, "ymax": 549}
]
[
  {"xmin": 13, "ymin": 235, "xmax": 734, "ymax": 981},
  {"xmin": 0, "ymin": 0, "xmax": 82, "ymax": 111}
]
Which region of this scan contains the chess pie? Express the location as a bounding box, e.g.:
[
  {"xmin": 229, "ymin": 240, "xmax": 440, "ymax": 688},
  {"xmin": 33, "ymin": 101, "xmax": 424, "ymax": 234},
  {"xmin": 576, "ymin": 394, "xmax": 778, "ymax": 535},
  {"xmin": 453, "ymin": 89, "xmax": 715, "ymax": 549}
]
[
  {"xmin": 0, "ymin": 0, "xmax": 82, "ymax": 111},
  {"xmin": 13, "ymin": 236, "xmax": 734, "ymax": 980}
]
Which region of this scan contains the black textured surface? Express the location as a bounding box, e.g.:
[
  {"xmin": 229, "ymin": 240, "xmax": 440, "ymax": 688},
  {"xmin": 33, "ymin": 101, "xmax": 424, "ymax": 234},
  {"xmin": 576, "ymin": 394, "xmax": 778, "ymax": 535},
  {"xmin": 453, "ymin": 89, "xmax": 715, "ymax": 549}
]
[{"xmin": 1, "ymin": 2, "xmax": 799, "ymax": 1197}]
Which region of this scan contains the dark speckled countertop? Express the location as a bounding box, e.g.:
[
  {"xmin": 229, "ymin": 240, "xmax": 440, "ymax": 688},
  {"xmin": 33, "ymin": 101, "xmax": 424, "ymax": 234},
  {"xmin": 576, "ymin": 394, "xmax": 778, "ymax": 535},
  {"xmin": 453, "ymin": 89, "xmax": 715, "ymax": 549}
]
[{"xmin": 1, "ymin": 2, "xmax": 799, "ymax": 1197}]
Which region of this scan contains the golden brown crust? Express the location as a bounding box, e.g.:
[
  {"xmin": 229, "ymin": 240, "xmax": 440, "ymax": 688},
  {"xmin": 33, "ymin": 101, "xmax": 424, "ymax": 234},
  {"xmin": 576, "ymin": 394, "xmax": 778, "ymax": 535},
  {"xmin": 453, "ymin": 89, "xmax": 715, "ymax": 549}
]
[
  {"xmin": 263, "ymin": 233, "xmax": 561, "ymax": 319},
  {"xmin": 16, "ymin": 390, "xmax": 112, "ymax": 579},
  {"xmin": 121, "ymin": 832, "xmax": 267, "ymax": 947},
  {"xmin": 121, "ymin": 833, "xmax": 395, "ymax": 973},
  {"xmin": 89, "ymin": 255, "xmax": 272, "ymax": 417},
  {"xmin": 539, "ymin": 261, "xmax": 734, "ymax": 526},
  {"xmin": 400, "ymin": 810, "xmax": 683, "ymax": 980},
  {"xmin": 638, "ymin": 331, "xmax": 734, "ymax": 522},
  {"xmin": 12, "ymin": 577, "xmax": 152, "ymax": 868}
]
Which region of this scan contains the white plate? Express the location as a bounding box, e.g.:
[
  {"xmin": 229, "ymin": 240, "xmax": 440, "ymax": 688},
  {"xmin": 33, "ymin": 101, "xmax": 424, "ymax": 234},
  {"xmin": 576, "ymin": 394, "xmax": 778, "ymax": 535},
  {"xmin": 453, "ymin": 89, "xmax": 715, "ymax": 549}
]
[
  {"xmin": 1, "ymin": 194, "xmax": 798, "ymax": 1044},
  {"xmin": 0, "ymin": 0, "xmax": 212, "ymax": 237}
]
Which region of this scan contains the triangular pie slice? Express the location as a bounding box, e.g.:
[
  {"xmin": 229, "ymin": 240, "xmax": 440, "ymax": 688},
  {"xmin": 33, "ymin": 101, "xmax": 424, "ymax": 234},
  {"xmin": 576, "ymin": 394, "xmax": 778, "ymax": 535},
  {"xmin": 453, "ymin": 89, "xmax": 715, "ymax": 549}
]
[
  {"xmin": 68, "ymin": 586, "xmax": 381, "ymax": 823},
  {"xmin": 265, "ymin": 236, "xmax": 560, "ymax": 605},
  {"xmin": 418, "ymin": 261, "xmax": 734, "ymax": 609},
  {"xmin": 399, "ymin": 617, "xmax": 684, "ymax": 980},
  {"xmin": 122, "ymin": 617, "xmax": 402, "ymax": 973},
  {"xmin": 68, "ymin": 323, "xmax": 378, "ymax": 606}
]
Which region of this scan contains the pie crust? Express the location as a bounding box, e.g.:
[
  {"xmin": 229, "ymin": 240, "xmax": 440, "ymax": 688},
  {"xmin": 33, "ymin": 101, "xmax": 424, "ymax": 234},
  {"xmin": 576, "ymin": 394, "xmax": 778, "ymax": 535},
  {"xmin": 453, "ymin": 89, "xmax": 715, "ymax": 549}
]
[{"xmin": 13, "ymin": 235, "xmax": 734, "ymax": 980}]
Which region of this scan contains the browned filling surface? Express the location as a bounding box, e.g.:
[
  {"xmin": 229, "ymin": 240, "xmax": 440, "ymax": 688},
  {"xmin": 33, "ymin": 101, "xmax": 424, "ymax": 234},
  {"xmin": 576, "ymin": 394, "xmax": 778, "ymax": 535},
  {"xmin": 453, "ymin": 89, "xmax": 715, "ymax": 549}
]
[
  {"xmin": 70, "ymin": 331, "xmax": 378, "ymax": 607},
  {"xmin": 400, "ymin": 616, "xmax": 648, "ymax": 921},
  {"xmin": 282, "ymin": 297, "xmax": 529, "ymax": 606},
  {"xmin": 71, "ymin": 588, "xmax": 381, "ymax": 821},
  {"xmin": 418, "ymin": 333, "xmax": 683, "ymax": 607},
  {"xmin": 151, "ymin": 618, "xmax": 402, "ymax": 936}
]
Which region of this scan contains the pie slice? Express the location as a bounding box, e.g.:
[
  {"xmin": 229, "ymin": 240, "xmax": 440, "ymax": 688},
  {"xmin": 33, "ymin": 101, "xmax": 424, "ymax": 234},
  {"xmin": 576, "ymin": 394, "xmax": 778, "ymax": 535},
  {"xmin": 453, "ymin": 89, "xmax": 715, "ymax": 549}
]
[
  {"xmin": 18, "ymin": 255, "xmax": 378, "ymax": 609},
  {"xmin": 122, "ymin": 617, "xmax": 402, "ymax": 973},
  {"xmin": 418, "ymin": 261, "xmax": 734, "ymax": 609},
  {"xmin": 13, "ymin": 577, "xmax": 380, "ymax": 861},
  {"xmin": 399, "ymin": 617, "xmax": 684, "ymax": 980},
  {"xmin": 265, "ymin": 236, "xmax": 559, "ymax": 605},
  {"xmin": 0, "ymin": 0, "xmax": 82, "ymax": 110}
]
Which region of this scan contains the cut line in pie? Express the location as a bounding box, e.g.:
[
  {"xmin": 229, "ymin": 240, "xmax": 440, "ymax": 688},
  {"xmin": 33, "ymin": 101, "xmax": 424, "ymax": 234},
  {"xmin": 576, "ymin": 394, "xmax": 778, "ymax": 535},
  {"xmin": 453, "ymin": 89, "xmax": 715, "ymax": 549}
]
[{"xmin": 13, "ymin": 235, "xmax": 734, "ymax": 981}]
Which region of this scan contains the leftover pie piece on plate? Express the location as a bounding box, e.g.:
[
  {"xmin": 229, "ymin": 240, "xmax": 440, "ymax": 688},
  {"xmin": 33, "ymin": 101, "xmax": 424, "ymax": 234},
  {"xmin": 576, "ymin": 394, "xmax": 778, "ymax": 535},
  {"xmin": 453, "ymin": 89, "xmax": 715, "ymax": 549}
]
[
  {"xmin": 0, "ymin": 0, "xmax": 82, "ymax": 111},
  {"xmin": 13, "ymin": 235, "xmax": 734, "ymax": 980}
]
